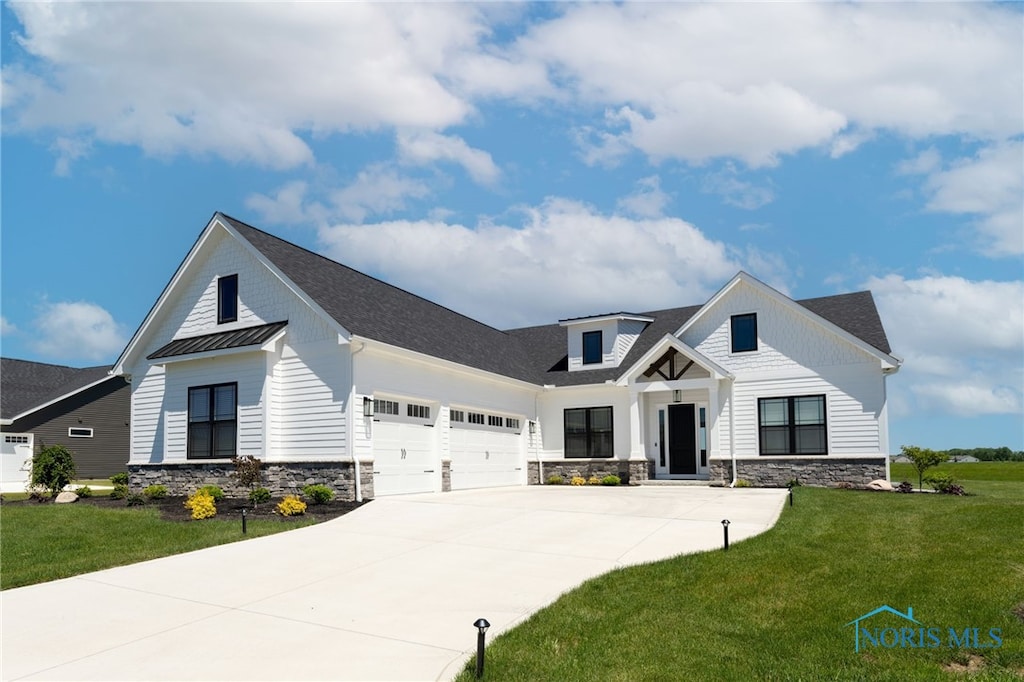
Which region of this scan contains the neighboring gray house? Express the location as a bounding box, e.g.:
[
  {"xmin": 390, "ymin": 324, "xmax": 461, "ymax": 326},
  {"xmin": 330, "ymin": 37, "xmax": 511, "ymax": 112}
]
[
  {"xmin": 113, "ymin": 213, "xmax": 901, "ymax": 500},
  {"xmin": 1, "ymin": 358, "xmax": 130, "ymax": 479}
]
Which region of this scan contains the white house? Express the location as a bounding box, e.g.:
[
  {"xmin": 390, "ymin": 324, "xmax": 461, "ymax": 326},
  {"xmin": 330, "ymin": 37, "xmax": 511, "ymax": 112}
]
[{"xmin": 112, "ymin": 213, "xmax": 901, "ymax": 499}]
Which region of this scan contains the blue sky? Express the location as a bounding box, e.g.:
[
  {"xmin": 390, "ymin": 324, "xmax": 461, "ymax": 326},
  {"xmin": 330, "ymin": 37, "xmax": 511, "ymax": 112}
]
[{"xmin": 1, "ymin": 2, "xmax": 1021, "ymax": 450}]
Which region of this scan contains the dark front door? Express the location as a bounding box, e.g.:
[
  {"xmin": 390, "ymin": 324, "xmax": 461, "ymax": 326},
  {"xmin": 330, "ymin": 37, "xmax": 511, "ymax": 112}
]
[{"xmin": 668, "ymin": 404, "xmax": 697, "ymax": 475}]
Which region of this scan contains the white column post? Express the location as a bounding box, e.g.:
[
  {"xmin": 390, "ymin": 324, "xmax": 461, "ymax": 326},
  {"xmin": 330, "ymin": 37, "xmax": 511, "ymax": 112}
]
[{"xmin": 628, "ymin": 387, "xmax": 644, "ymax": 460}]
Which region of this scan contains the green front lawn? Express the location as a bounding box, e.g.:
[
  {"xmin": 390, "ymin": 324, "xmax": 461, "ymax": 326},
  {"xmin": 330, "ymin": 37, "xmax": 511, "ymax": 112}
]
[
  {"xmin": 457, "ymin": 467, "xmax": 1024, "ymax": 681},
  {"xmin": 0, "ymin": 504, "xmax": 314, "ymax": 590}
]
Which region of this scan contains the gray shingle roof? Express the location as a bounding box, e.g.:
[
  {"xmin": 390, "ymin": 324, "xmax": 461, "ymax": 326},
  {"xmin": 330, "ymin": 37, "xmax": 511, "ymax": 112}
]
[
  {"xmin": 148, "ymin": 321, "xmax": 289, "ymax": 360},
  {"xmin": 1, "ymin": 358, "xmax": 113, "ymax": 420},
  {"xmin": 219, "ymin": 214, "xmax": 893, "ymax": 387}
]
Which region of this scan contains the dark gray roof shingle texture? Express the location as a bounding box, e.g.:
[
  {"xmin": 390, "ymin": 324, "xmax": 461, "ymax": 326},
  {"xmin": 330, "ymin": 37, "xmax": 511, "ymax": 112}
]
[
  {"xmin": 220, "ymin": 214, "xmax": 893, "ymax": 387},
  {"xmin": 1, "ymin": 358, "xmax": 113, "ymax": 420},
  {"xmin": 148, "ymin": 321, "xmax": 288, "ymax": 360}
]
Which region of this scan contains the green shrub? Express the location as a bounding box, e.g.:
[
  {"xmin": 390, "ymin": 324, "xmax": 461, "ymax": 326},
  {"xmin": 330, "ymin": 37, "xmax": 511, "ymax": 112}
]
[
  {"xmin": 142, "ymin": 484, "xmax": 168, "ymax": 500},
  {"xmin": 197, "ymin": 485, "xmax": 225, "ymax": 502},
  {"xmin": 924, "ymin": 472, "xmax": 956, "ymax": 493},
  {"xmin": 601, "ymin": 475, "xmax": 621, "ymax": 486},
  {"xmin": 74, "ymin": 486, "xmax": 93, "ymax": 498},
  {"xmin": 110, "ymin": 483, "xmax": 129, "ymax": 500},
  {"xmin": 570, "ymin": 476, "xmax": 586, "ymax": 486},
  {"xmin": 586, "ymin": 475, "xmax": 602, "ymax": 485},
  {"xmin": 184, "ymin": 490, "xmax": 217, "ymax": 520},
  {"xmin": 125, "ymin": 494, "xmax": 146, "ymax": 507},
  {"xmin": 31, "ymin": 445, "xmax": 77, "ymax": 498},
  {"xmin": 276, "ymin": 495, "xmax": 307, "ymax": 516},
  {"xmin": 249, "ymin": 487, "xmax": 271, "ymax": 505},
  {"xmin": 786, "ymin": 479, "xmax": 801, "ymax": 488},
  {"xmin": 546, "ymin": 475, "xmax": 564, "ymax": 485},
  {"xmin": 109, "ymin": 472, "xmax": 129, "ymax": 486},
  {"xmin": 302, "ymin": 484, "xmax": 334, "ymax": 505},
  {"xmin": 901, "ymin": 444, "xmax": 948, "ymax": 492},
  {"xmin": 734, "ymin": 479, "xmax": 753, "ymax": 488}
]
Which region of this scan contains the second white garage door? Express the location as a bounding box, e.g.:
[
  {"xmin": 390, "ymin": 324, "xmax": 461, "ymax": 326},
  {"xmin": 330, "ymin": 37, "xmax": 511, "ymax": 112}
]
[
  {"xmin": 450, "ymin": 427, "xmax": 522, "ymax": 490},
  {"xmin": 372, "ymin": 421, "xmax": 437, "ymax": 496}
]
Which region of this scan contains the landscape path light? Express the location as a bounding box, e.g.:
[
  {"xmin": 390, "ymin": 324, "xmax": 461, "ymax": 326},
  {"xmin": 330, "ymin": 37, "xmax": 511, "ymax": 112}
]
[
  {"xmin": 721, "ymin": 518, "xmax": 730, "ymax": 551},
  {"xmin": 474, "ymin": 617, "xmax": 490, "ymax": 679}
]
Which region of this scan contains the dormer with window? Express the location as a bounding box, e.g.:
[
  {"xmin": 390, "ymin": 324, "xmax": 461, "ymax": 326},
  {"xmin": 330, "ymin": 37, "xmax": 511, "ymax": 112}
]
[{"xmin": 560, "ymin": 313, "xmax": 653, "ymax": 371}]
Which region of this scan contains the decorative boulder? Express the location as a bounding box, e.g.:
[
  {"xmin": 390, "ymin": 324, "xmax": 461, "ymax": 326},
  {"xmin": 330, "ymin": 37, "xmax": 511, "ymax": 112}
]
[
  {"xmin": 867, "ymin": 479, "xmax": 893, "ymax": 491},
  {"xmin": 55, "ymin": 491, "xmax": 79, "ymax": 504}
]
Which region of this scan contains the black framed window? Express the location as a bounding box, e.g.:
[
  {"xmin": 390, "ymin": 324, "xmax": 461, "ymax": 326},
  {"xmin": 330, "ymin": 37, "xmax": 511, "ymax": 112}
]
[
  {"xmin": 731, "ymin": 313, "xmax": 757, "ymax": 353},
  {"xmin": 218, "ymin": 274, "xmax": 238, "ymax": 324},
  {"xmin": 564, "ymin": 406, "xmax": 613, "ymax": 458},
  {"xmin": 188, "ymin": 383, "xmax": 237, "ymax": 459},
  {"xmin": 758, "ymin": 395, "xmax": 826, "ymax": 456},
  {"xmin": 582, "ymin": 330, "xmax": 602, "ymax": 365}
]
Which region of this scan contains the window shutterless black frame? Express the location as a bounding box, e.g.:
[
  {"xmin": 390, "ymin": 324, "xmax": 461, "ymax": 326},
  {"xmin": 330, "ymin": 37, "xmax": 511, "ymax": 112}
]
[
  {"xmin": 187, "ymin": 382, "xmax": 238, "ymax": 459},
  {"xmin": 757, "ymin": 394, "xmax": 827, "ymax": 456},
  {"xmin": 563, "ymin": 406, "xmax": 614, "ymax": 458},
  {"xmin": 218, "ymin": 274, "xmax": 238, "ymax": 324},
  {"xmin": 582, "ymin": 330, "xmax": 602, "ymax": 365},
  {"xmin": 730, "ymin": 313, "xmax": 757, "ymax": 353}
]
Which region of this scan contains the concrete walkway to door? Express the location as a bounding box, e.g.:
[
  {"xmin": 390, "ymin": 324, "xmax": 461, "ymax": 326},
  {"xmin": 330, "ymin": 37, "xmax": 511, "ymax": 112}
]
[{"xmin": 1, "ymin": 486, "xmax": 787, "ymax": 682}]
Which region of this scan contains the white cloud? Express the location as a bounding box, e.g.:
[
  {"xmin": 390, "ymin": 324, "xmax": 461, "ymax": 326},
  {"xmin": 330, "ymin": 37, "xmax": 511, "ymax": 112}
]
[
  {"xmin": 867, "ymin": 274, "xmax": 1023, "ymax": 418},
  {"xmin": 245, "ymin": 180, "xmax": 323, "ymax": 226},
  {"xmin": 31, "ymin": 301, "xmax": 127, "ymax": 362},
  {"xmin": 701, "ymin": 164, "xmax": 775, "ymax": 210},
  {"xmin": 49, "ymin": 135, "xmax": 90, "ymax": 176},
  {"xmin": 317, "ymin": 198, "xmax": 745, "ymax": 327},
  {"xmin": 0, "ymin": 316, "xmax": 17, "ymax": 335},
  {"xmin": 330, "ymin": 165, "xmax": 430, "ymax": 223},
  {"xmin": 617, "ymin": 176, "xmax": 671, "ymax": 218},
  {"xmin": 397, "ymin": 130, "xmax": 500, "ymax": 185}
]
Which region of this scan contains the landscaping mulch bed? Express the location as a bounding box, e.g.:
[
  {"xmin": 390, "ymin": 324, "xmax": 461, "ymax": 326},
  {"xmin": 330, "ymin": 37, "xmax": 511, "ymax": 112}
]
[{"xmin": 7, "ymin": 493, "xmax": 367, "ymax": 523}]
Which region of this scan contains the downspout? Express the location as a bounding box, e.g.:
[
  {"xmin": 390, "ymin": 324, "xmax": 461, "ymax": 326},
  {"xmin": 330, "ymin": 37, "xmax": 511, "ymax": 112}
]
[
  {"xmin": 728, "ymin": 379, "xmax": 737, "ymax": 487},
  {"xmin": 534, "ymin": 390, "xmax": 543, "ymax": 484},
  {"xmin": 350, "ymin": 339, "xmax": 367, "ymax": 502}
]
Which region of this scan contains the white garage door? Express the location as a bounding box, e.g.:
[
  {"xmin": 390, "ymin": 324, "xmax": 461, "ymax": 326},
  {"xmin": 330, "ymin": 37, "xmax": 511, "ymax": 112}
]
[
  {"xmin": 1, "ymin": 433, "xmax": 34, "ymax": 493},
  {"xmin": 450, "ymin": 427, "xmax": 522, "ymax": 490},
  {"xmin": 372, "ymin": 421, "xmax": 437, "ymax": 496}
]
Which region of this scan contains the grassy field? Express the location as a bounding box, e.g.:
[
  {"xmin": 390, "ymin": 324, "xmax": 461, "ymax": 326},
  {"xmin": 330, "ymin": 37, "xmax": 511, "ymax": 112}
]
[
  {"xmin": 457, "ymin": 463, "xmax": 1024, "ymax": 681},
  {"xmin": 0, "ymin": 504, "xmax": 315, "ymax": 590},
  {"xmin": 890, "ymin": 460, "xmax": 1024, "ymax": 484}
]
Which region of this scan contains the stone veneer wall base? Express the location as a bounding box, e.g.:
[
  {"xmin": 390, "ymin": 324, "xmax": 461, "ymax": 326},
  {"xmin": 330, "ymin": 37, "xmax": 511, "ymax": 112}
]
[
  {"xmin": 527, "ymin": 459, "xmax": 652, "ymax": 485},
  {"xmin": 129, "ymin": 460, "xmax": 375, "ymax": 502},
  {"xmin": 708, "ymin": 457, "xmax": 887, "ymax": 488}
]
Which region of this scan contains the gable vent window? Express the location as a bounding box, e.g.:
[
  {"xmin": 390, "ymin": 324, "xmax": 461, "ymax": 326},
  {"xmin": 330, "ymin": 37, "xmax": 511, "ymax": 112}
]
[
  {"xmin": 582, "ymin": 330, "xmax": 602, "ymax": 365},
  {"xmin": 450, "ymin": 409, "xmax": 465, "ymax": 423},
  {"xmin": 468, "ymin": 412, "xmax": 485, "ymax": 425},
  {"xmin": 68, "ymin": 427, "xmax": 94, "ymax": 438},
  {"xmin": 408, "ymin": 403, "xmax": 431, "ymax": 419},
  {"xmin": 731, "ymin": 313, "xmax": 757, "ymax": 353},
  {"xmin": 374, "ymin": 399, "xmax": 399, "ymax": 416},
  {"xmin": 218, "ymin": 274, "xmax": 238, "ymax": 324}
]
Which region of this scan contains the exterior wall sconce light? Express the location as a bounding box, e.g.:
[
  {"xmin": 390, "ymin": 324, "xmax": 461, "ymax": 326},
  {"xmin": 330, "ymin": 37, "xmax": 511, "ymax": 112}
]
[
  {"xmin": 672, "ymin": 390, "xmax": 682, "ymax": 403},
  {"xmin": 474, "ymin": 618, "xmax": 491, "ymax": 679},
  {"xmin": 721, "ymin": 519, "xmax": 730, "ymax": 551},
  {"xmin": 362, "ymin": 396, "xmax": 374, "ymax": 418}
]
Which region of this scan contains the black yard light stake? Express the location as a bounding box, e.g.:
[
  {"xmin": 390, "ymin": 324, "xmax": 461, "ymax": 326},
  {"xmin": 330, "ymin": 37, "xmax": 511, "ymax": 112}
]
[
  {"xmin": 241, "ymin": 508, "xmax": 247, "ymax": 535},
  {"xmin": 789, "ymin": 487, "xmax": 794, "ymax": 507},
  {"xmin": 474, "ymin": 618, "xmax": 490, "ymax": 679},
  {"xmin": 721, "ymin": 519, "xmax": 730, "ymax": 551}
]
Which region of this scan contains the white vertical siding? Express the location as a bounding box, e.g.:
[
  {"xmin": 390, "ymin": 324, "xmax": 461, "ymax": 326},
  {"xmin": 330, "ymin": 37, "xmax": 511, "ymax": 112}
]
[
  {"xmin": 162, "ymin": 353, "xmax": 268, "ymax": 461},
  {"xmin": 536, "ymin": 385, "xmax": 632, "ymax": 460},
  {"xmin": 273, "ymin": 340, "xmax": 349, "ymax": 460},
  {"xmin": 129, "ymin": 365, "xmax": 165, "ymax": 464}
]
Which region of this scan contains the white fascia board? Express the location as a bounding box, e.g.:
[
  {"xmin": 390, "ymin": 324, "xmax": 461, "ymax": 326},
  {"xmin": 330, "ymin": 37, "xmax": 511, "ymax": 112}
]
[
  {"xmin": 675, "ymin": 272, "xmax": 901, "ymax": 370},
  {"xmin": 615, "ymin": 334, "xmax": 733, "ymax": 386},
  {"xmin": 559, "ymin": 313, "xmax": 655, "ymax": 327},
  {"xmin": 353, "ymin": 336, "xmax": 540, "ymax": 392},
  {"xmin": 0, "ymin": 419, "xmax": 13, "ymax": 426},
  {"xmin": 4, "ymin": 375, "xmax": 123, "ymax": 423}
]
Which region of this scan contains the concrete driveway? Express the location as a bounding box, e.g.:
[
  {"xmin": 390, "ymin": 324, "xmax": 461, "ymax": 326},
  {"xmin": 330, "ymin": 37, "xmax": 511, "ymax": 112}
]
[{"xmin": 1, "ymin": 485, "xmax": 787, "ymax": 681}]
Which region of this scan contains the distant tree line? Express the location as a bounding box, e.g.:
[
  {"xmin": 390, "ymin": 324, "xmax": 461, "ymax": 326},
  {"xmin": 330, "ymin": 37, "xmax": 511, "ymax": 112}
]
[{"xmin": 941, "ymin": 447, "xmax": 1024, "ymax": 462}]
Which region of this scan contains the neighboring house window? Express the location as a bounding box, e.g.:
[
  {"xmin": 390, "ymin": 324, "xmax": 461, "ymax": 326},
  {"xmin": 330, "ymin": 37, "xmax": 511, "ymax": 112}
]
[
  {"xmin": 218, "ymin": 274, "xmax": 238, "ymax": 324},
  {"xmin": 68, "ymin": 427, "xmax": 94, "ymax": 438},
  {"xmin": 188, "ymin": 383, "xmax": 237, "ymax": 459},
  {"xmin": 582, "ymin": 330, "xmax": 602, "ymax": 365},
  {"xmin": 468, "ymin": 412, "xmax": 485, "ymax": 425},
  {"xmin": 450, "ymin": 409, "xmax": 465, "ymax": 423},
  {"xmin": 407, "ymin": 403, "xmax": 431, "ymax": 419},
  {"xmin": 758, "ymin": 395, "xmax": 827, "ymax": 456},
  {"xmin": 564, "ymin": 406, "xmax": 613, "ymax": 458},
  {"xmin": 731, "ymin": 313, "xmax": 757, "ymax": 353},
  {"xmin": 374, "ymin": 399, "xmax": 399, "ymax": 416}
]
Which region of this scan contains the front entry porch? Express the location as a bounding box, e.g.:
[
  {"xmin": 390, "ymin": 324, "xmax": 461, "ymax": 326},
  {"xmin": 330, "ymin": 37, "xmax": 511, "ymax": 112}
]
[{"xmin": 651, "ymin": 402, "xmax": 710, "ymax": 480}]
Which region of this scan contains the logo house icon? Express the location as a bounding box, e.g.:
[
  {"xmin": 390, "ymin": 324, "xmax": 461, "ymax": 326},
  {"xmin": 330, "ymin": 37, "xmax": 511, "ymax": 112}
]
[{"xmin": 844, "ymin": 605, "xmax": 920, "ymax": 653}]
